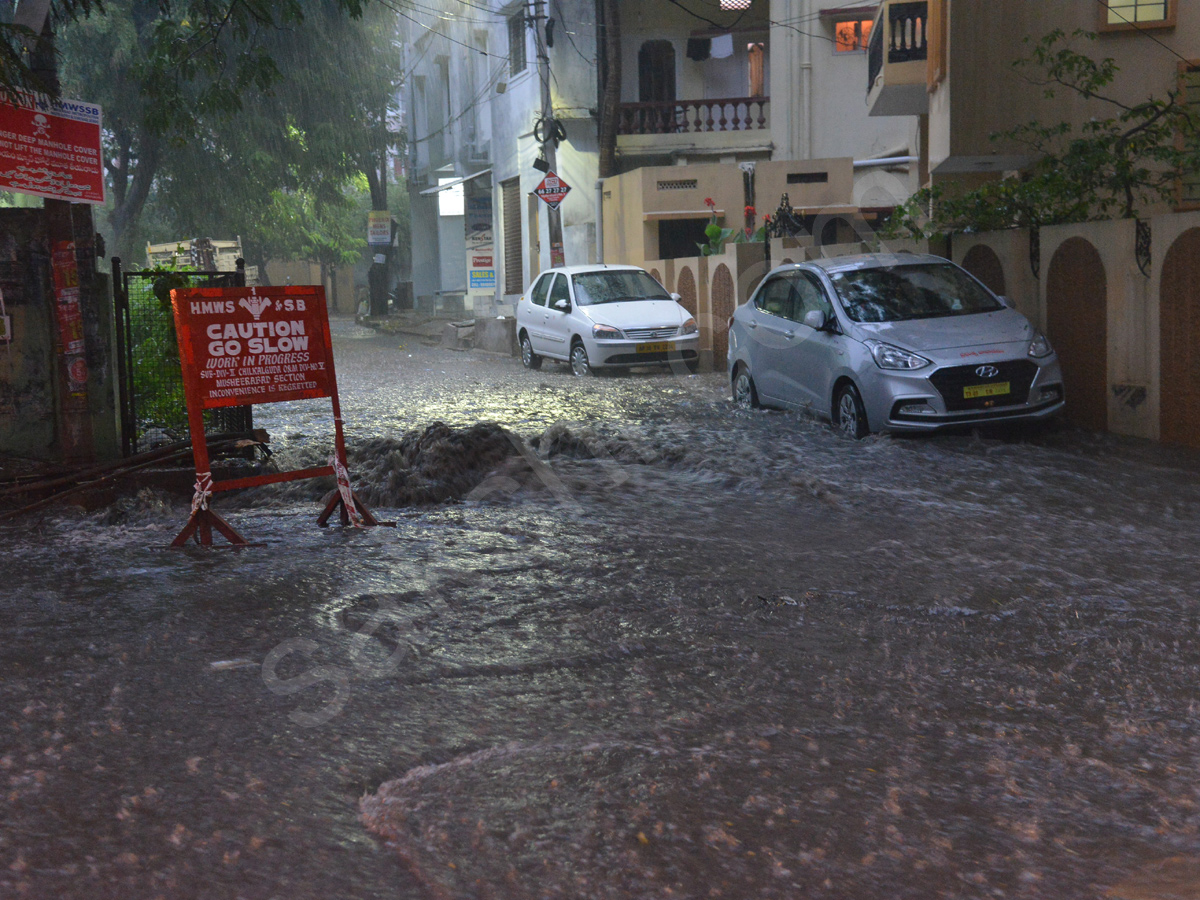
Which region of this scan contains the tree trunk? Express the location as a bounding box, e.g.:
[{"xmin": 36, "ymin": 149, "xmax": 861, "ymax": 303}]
[
  {"xmin": 109, "ymin": 132, "xmax": 161, "ymax": 261},
  {"xmin": 597, "ymin": 0, "xmax": 621, "ymax": 178}
]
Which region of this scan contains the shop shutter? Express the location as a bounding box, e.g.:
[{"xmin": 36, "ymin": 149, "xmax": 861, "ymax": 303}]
[{"xmin": 502, "ymin": 178, "xmax": 523, "ymax": 295}]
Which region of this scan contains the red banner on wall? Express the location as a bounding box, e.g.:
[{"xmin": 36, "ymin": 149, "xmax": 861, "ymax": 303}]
[
  {"xmin": 0, "ymin": 91, "xmax": 104, "ymax": 203},
  {"xmin": 173, "ymin": 285, "xmax": 336, "ymax": 409}
]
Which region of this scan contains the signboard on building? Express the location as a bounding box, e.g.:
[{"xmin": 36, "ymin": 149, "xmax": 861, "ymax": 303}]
[
  {"xmin": 0, "ymin": 91, "xmax": 104, "ymax": 203},
  {"xmin": 367, "ymin": 210, "xmax": 392, "ymax": 246},
  {"xmin": 465, "ymin": 191, "xmax": 495, "ymax": 297},
  {"xmin": 534, "ymin": 171, "xmax": 571, "ymax": 211}
]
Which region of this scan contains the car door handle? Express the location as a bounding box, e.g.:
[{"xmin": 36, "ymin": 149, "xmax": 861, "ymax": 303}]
[
  {"xmin": 747, "ymin": 320, "xmax": 757, "ymax": 329},
  {"xmin": 782, "ymin": 330, "xmax": 795, "ymax": 339}
]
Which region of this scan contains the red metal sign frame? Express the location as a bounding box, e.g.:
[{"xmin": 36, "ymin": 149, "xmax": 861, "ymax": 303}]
[{"xmin": 168, "ymin": 285, "xmax": 379, "ymax": 546}]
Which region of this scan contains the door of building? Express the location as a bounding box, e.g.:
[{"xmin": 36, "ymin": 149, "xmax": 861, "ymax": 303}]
[
  {"xmin": 1160, "ymin": 227, "xmax": 1200, "ymax": 448},
  {"xmin": 1046, "ymin": 237, "xmax": 1107, "ymax": 431}
]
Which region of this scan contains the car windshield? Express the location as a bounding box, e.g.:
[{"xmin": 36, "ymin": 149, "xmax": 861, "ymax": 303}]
[
  {"xmin": 829, "ymin": 263, "xmax": 1004, "ymax": 322},
  {"xmin": 572, "ymin": 271, "xmax": 671, "ymax": 305}
]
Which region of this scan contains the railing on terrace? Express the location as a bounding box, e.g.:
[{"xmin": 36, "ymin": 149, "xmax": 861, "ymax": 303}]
[
  {"xmin": 888, "ymin": 2, "xmax": 927, "ymax": 62},
  {"xmin": 867, "ymin": 1, "xmax": 927, "ymax": 94},
  {"xmin": 617, "ymin": 97, "xmax": 769, "ymax": 135}
]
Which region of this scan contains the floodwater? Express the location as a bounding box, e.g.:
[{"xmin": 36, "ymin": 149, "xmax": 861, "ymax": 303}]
[{"xmin": 4, "ymin": 318, "xmax": 1200, "ymax": 899}]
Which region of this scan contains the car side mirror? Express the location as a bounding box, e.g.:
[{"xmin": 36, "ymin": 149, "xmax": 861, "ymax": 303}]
[
  {"xmin": 554, "ymin": 298, "xmax": 570, "ymax": 311},
  {"xmin": 670, "ymin": 292, "xmax": 682, "ymax": 303},
  {"xmin": 803, "ymin": 309, "xmax": 827, "ymax": 331}
]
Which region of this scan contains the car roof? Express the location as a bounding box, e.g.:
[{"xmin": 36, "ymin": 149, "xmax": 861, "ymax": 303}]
[
  {"xmin": 538, "ymin": 264, "xmax": 648, "ymax": 277},
  {"xmin": 796, "ymin": 252, "xmax": 952, "ymax": 275}
]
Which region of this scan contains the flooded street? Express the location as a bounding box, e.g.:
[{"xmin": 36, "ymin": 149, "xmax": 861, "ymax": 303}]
[{"xmin": 5, "ymin": 318, "xmax": 1200, "ymax": 899}]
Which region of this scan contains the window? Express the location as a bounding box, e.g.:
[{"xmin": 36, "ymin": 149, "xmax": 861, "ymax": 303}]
[
  {"xmin": 1100, "ymin": 0, "xmax": 1174, "ymax": 29},
  {"xmin": 754, "ymin": 277, "xmax": 795, "ymax": 319},
  {"xmin": 1178, "ymin": 61, "xmax": 1200, "ymax": 210},
  {"xmin": 657, "ymin": 218, "xmax": 709, "ymax": 260},
  {"xmin": 547, "ymin": 274, "xmax": 570, "ymax": 310},
  {"xmin": 790, "ymin": 272, "xmax": 835, "ymax": 323},
  {"xmin": 530, "ymin": 273, "xmax": 552, "ymax": 306},
  {"xmin": 834, "ymin": 19, "xmax": 872, "ymax": 53},
  {"xmin": 508, "ymin": 12, "xmax": 526, "ymax": 75}
]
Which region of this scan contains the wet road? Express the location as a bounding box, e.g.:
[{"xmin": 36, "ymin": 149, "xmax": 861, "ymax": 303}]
[{"xmin": 4, "ymin": 318, "xmax": 1200, "ymax": 899}]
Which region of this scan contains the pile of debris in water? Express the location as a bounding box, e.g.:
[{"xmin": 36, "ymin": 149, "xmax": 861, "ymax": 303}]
[
  {"xmin": 349, "ymin": 422, "xmax": 520, "ymax": 507},
  {"xmin": 6, "ymin": 420, "xmax": 697, "ymax": 520}
]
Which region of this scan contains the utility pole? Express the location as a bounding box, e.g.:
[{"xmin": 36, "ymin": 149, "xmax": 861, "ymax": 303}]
[{"xmin": 533, "ymin": 0, "xmax": 566, "ymax": 267}]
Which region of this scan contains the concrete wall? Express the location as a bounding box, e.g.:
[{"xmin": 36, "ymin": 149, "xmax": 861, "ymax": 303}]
[
  {"xmin": 953, "ymin": 229, "xmax": 1039, "ymax": 324},
  {"xmin": 931, "ymin": 0, "xmax": 1199, "ymax": 200},
  {"xmin": 0, "ymin": 208, "xmax": 121, "ymax": 462},
  {"xmin": 265, "ymin": 260, "xmax": 355, "ymax": 315},
  {"xmin": 952, "ymin": 213, "xmax": 1200, "ymax": 444}
]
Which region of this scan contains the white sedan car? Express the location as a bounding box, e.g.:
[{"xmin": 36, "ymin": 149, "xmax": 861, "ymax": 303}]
[{"xmin": 516, "ymin": 265, "xmax": 699, "ymax": 376}]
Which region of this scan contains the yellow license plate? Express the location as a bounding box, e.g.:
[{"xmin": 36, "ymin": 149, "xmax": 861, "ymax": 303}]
[
  {"xmin": 637, "ymin": 341, "xmax": 676, "ymax": 353},
  {"xmin": 964, "ymin": 382, "xmax": 1010, "ymax": 399}
]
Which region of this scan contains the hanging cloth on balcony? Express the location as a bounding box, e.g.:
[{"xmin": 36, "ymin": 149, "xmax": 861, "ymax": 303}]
[{"xmin": 710, "ymin": 33, "xmax": 733, "ymax": 58}]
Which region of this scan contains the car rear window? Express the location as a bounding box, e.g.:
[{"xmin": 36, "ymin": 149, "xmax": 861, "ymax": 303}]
[
  {"xmin": 572, "ymin": 271, "xmax": 670, "ymax": 306},
  {"xmin": 830, "ymin": 263, "xmax": 1003, "ymax": 322}
]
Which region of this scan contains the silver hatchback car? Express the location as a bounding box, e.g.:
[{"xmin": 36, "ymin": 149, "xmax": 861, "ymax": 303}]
[{"xmin": 728, "ymin": 254, "xmax": 1065, "ymax": 437}]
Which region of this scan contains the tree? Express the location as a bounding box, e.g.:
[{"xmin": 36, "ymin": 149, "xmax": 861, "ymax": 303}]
[
  {"xmin": 883, "ymin": 29, "xmax": 1200, "ymax": 238},
  {"xmin": 149, "ymin": 0, "xmax": 404, "ymax": 277},
  {"xmin": 56, "ymin": 0, "xmax": 386, "ymax": 259}
]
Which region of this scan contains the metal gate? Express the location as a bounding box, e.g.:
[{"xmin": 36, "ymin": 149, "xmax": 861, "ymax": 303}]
[{"xmin": 112, "ymin": 258, "xmax": 252, "ymax": 456}]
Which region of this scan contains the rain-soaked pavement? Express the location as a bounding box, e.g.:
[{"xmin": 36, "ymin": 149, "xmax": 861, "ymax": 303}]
[{"xmin": 5, "ymin": 317, "xmax": 1200, "ymax": 899}]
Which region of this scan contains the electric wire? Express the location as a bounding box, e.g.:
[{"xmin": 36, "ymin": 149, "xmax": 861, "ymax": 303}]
[{"xmin": 407, "ymin": 58, "xmax": 508, "ymax": 145}]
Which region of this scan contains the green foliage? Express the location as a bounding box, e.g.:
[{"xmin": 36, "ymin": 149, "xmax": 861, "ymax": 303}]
[
  {"xmin": 697, "ymin": 220, "xmax": 737, "ymax": 257},
  {"xmin": 882, "ymin": 29, "xmax": 1200, "ymax": 238},
  {"xmin": 58, "ymin": 0, "xmax": 402, "ymax": 262}
]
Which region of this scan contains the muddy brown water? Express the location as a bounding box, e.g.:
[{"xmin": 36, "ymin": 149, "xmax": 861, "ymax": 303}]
[{"xmin": 3, "ymin": 319, "xmax": 1200, "ymax": 899}]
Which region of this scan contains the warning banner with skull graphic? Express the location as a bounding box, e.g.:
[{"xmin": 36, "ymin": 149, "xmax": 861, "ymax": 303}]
[
  {"xmin": 0, "ymin": 91, "xmax": 104, "ymax": 203},
  {"xmin": 172, "ymin": 285, "xmax": 336, "ymax": 409}
]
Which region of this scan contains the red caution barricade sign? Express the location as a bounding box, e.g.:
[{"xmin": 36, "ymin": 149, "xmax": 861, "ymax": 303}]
[{"xmin": 169, "ymin": 285, "xmax": 380, "ymax": 546}]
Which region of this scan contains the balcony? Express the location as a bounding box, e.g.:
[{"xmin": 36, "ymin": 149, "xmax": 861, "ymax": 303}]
[
  {"xmin": 866, "ymin": 0, "xmax": 929, "ymax": 117},
  {"xmin": 616, "ymin": 97, "xmax": 771, "ymax": 158},
  {"xmin": 618, "ymin": 97, "xmax": 769, "ymax": 135}
]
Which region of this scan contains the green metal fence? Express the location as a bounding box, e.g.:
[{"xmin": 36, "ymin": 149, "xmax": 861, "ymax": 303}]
[{"xmin": 113, "ymin": 260, "xmax": 252, "ymax": 455}]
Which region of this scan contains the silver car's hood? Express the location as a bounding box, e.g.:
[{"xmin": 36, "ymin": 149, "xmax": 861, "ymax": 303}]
[
  {"xmin": 582, "ymin": 300, "xmax": 687, "ymax": 329},
  {"xmin": 849, "ymin": 308, "xmax": 1033, "ymax": 352}
]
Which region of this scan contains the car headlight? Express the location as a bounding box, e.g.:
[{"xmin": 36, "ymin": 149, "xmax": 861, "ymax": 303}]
[
  {"xmin": 1028, "ymin": 330, "xmax": 1053, "ymax": 358},
  {"xmin": 865, "ymin": 339, "xmax": 931, "ymax": 370},
  {"xmin": 592, "ymin": 324, "xmax": 623, "ymax": 340},
  {"xmin": 679, "ymin": 317, "xmax": 697, "ymax": 336}
]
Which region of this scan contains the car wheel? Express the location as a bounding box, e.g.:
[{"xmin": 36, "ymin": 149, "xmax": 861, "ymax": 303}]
[
  {"xmin": 570, "ymin": 342, "xmax": 594, "ymax": 377},
  {"xmin": 520, "ymin": 334, "xmax": 542, "ymax": 370},
  {"xmin": 833, "ymin": 383, "xmax": 868, "ymax": 439},
  {"xmin": 732, "ymin": 366, "xmax": 759, "ymax": 409}
]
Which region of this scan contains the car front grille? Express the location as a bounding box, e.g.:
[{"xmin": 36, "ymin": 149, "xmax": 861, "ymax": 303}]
[
  {"xmin": 929, "ymin": 359, "xmax": 1039, "ymax": 411},
  {"xmin": 623, "ymin": 326, "xmax": 678, "ymax": 340}
]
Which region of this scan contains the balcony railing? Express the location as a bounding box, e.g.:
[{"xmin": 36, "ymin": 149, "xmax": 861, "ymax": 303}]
[
  {"xmin": 868, "ymin": 1, "xmax": 927, "ymax": 94},
  {"xmin": 888, "ymin": 2, "xmax": 927, "ymax": 63},
  {"xmin": 617, "ymin": 97, "xmax": 769, "ymax": 135}
]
